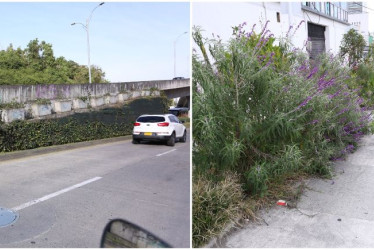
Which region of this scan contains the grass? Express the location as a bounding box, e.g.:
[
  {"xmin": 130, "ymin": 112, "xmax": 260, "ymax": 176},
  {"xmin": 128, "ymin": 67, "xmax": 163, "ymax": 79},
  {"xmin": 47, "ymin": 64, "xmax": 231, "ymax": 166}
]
[
  {"xmin": 192, "ymin": 172, "xmax": 242, "ymax": 247},
  {"xmin": 192, "ymin": 170, "xmax": 311, "ymax": 247}
]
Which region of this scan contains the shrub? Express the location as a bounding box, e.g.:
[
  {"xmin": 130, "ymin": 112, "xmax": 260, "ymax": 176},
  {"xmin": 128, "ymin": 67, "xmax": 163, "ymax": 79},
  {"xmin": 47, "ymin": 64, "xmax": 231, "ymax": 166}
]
[
  {"xmin": 0, "ymin": 96, "xmax": 168, "ymax": 152},
  {"xmin": 192, "ymin": 22, "xmax": 371, "ymax": 246},
  {"xmin": 193, "ymin": 22, "xmax": 370, "ymax": 190},
  {"xmin": 350, "ymin": 62, "xmax": 374, "ymax": 106}
]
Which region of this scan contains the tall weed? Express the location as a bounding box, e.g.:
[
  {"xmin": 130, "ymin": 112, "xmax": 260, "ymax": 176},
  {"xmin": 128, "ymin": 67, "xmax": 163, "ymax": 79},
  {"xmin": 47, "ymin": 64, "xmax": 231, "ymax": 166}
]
[
  {"xmin": 192, "ymin": 22, "xmax": 371, "ymax": 247},
  {"xmin": 193, "ymin": 23, "xmax": 370, "ymax": 189}
]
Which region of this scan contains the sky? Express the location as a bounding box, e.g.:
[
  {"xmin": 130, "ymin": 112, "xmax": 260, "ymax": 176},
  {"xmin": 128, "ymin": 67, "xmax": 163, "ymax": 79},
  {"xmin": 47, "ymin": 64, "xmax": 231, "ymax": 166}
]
[{"xmin": 0, "ymin": 2, "xmax": 190, "ymax": 83}]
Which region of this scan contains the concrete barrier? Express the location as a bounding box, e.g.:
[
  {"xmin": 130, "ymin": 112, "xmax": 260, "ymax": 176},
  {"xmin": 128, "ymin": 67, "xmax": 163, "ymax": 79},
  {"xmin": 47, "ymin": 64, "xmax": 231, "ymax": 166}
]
[
  {"xmin": 72, "ymin": 99, "xmax": 89, "ymax": 110},
  {"xmin": 118, "ymin": 93, "xmax": 129, "ymax": 102},
  {"xmin": 105, "ymin": 95, "xmax": 118, "ymax": 104},
  {"xmin": 32, "ymin": 104, "xmax": 52, "ymax": 117},
  {"xmin": 52, "ymin": 100, "xmax": 72, "ymax": 113},
  {"xmin": 1, "ymin": 108, "xmax": 25, "ymax": 123},
  {"xmin": 90, "ymin": 96, "xmax": 105, "ymax": 108}
]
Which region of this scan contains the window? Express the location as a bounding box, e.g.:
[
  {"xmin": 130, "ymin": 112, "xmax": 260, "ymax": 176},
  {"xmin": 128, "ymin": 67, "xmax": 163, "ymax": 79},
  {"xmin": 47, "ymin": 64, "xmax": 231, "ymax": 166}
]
[
  {"xmin": 325, "ymin": 2, "xmax": 331, "ymax": 15},
  {"xmin": 315, "ymin": 2, "xmax": 321, "ymax": 11},
  {"xmin": 169, "ymin": 115, "xmax": 179, "ymax": 123},
  {"xmin": 137, "ymin": 116, "xmax": 165, "ymax": 123}
]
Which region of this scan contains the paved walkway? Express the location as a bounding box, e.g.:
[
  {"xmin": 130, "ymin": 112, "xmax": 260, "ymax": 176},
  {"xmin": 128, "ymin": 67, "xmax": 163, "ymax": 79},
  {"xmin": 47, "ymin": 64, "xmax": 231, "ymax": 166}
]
[{"xmin": 222, "ymin": 134, "xmax": 374, "ymax": 248}]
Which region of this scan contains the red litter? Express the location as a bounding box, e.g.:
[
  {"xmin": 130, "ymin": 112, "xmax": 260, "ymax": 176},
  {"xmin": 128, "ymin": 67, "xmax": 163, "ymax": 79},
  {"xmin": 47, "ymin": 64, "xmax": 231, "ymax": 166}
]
[{"xmin": 277, "ymin": 200, "xmax": 287, "ymax": 206}]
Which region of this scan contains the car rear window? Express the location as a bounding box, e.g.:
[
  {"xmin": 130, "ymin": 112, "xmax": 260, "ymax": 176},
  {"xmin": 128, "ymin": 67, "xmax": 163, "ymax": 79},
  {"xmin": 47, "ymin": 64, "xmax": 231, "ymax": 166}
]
[{"xmin": 137, "ymin": 116, "xmax": 165, "ymax": 123}]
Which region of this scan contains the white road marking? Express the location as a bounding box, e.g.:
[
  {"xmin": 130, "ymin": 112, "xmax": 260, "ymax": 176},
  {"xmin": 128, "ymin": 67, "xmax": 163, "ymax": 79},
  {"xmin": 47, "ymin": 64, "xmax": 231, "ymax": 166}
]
[
  {"xmin": 12, "ymin": 177, "xmax": 102, "ymax": 211},
  {"xmin": 156, "ymin": 149, "xmax": 177, "ymax": 157},
  {"xmin": 136, "ymin": 199, "xmax": 168, "ymax": 207}
]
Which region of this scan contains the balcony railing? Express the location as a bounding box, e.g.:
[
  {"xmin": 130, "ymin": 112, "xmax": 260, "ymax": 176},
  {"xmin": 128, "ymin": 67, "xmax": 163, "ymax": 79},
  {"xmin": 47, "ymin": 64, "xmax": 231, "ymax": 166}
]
[{"xmin": 302, "ymin": 2, "xmax": 348, "ymax": 23}]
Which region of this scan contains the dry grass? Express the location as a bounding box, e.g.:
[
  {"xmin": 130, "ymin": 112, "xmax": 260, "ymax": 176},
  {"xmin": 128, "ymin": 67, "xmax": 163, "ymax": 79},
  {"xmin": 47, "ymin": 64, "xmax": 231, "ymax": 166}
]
[
  {"xmin": 192, "ymin": 170, "xmax": 310, "ymax": 247},
  {"xmin": 192, "ymin": 172, "xmax": 243, "ymax": 248}
]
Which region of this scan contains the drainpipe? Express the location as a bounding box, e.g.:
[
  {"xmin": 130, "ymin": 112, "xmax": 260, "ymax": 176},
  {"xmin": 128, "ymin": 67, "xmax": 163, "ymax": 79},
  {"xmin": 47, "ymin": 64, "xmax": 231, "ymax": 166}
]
[
  {"xmin": 262, "ymin": 2, "xmax": 267, "ymax": 21},
  {"xmin": 288, "ymin": 2, "xmax": 294, "ymax": 29}
]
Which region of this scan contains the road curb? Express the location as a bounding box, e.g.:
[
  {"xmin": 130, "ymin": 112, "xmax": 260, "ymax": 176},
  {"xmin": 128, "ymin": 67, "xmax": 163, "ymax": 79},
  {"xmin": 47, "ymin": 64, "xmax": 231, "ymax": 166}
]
[{"xmin": 0, "ymin": 135, "xmax": 132, "ymax": 162}]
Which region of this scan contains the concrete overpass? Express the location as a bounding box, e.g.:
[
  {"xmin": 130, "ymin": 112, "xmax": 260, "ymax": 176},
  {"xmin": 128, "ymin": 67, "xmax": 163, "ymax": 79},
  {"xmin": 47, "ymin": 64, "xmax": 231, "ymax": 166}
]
[
  {"xmin": 138, "ymin": 79, "xmax": 190, "ymax": 100},
  {"xmin": 0, "ymin": 79, "xmax": 190, "ymax": 105},
  {"xmin": 0, "ymin": 79, "xmax": 190, "ymax": 123}
]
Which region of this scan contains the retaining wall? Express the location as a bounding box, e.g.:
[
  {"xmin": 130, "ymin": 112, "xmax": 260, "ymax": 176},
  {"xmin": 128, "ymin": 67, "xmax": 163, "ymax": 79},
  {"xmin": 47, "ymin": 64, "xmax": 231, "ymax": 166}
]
[
  {"xmin": 0, "ymin": 89, "xmax": 161, "ymax": 123},
  {"xmin": 0, "ymin": 79, "xmax": 189, "ymax": 104}
]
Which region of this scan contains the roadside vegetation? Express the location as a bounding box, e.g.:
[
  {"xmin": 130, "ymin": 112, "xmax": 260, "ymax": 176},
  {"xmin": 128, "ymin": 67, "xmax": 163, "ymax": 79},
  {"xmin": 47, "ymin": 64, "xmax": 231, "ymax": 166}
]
[
  {"xmin": 0, "ymin": 97, "xmax": 168, "ymax": 152},
  {"xmin": 0, "ymin": 39, "xmax": 107, "ymax": 85},
  {"xmin": 192, "ymin": 23, "xmax": 373, "ymax": 247}
]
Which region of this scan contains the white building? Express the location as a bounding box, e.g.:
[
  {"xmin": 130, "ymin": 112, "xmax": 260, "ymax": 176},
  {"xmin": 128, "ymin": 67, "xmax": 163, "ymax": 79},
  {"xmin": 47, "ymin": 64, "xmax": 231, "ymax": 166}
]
[
  {"xmin": 348, "ymin": 2, "xmax": 371, "ymax": 45},
  {"xmin": 192, "ymin": 2, "xmax": 351, "ymax": 58}
]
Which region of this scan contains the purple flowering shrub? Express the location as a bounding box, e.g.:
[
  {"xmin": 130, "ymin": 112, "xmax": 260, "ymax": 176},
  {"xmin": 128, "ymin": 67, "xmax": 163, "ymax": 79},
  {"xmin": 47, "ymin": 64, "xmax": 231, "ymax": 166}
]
[
  {"xmin": 193, "ymin": 23, "xmax": 371, "ymax": 194},
  {"xmin": 286, "ymin": 53, "xmax": 371, "ymax": 174}
]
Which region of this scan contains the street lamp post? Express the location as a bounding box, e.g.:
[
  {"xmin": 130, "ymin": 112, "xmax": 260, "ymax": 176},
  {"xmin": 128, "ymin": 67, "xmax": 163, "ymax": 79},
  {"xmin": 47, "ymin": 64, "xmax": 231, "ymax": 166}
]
[
  {"xmin": 72, "ymin": 2, "xmax": 105, "ymax": 84},
  {"xmin": 174, "ymin": 31, "xmax": 188, "ymax": 78}
]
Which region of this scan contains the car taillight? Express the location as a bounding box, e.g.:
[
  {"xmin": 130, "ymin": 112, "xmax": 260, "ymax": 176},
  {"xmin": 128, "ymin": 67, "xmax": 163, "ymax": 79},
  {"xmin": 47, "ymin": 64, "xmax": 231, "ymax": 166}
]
[
  {"xmin": 134, "ymin": 122, "xmax": 141, "ymax": 126},
  {"xmin": 157, "ymin": 122, "xmax": 169, "ymax": 127}
]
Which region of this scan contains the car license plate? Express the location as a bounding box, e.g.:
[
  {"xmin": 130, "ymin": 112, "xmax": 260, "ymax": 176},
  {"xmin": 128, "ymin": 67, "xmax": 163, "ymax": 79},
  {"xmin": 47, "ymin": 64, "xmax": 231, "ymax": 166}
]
[{"xmin": 144, "ymin": 132, "xmax": 152, "ymax": 136}]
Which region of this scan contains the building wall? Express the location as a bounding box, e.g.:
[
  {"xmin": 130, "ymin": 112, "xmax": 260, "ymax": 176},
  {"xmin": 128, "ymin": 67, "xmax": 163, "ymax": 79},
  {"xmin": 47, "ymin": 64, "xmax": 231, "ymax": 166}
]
[
  {"xmin": 192, "ymin": 2, "xmax": 350, "ymax": 55},
  {"xmin": 349, "ymin": 12, "xmax": 370, "ymax": 44},
  {"xmin": 301, "ymin": 8, "xmax": 350, "ymax": 54}
]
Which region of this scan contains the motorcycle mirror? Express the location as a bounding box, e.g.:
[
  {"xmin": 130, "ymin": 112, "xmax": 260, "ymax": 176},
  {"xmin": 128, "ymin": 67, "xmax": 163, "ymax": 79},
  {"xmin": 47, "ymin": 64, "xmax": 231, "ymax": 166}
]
[{"xmin": 100, "ymin": 219, "xmax": 172, "ymax": 248}]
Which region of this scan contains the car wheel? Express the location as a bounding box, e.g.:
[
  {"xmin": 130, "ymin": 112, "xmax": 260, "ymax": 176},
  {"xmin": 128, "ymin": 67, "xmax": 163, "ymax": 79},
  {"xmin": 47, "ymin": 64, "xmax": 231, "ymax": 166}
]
[
  {"xmin": 166, "ymin": 133, "xmax": 175, "ymax": 146},
  {"xmin": 180, "ymin": 130, "xmax": 187, "ymax": 143},
  {"xmin": 132, "ymin": 139, "xmax": 140, "ymax": 144}
]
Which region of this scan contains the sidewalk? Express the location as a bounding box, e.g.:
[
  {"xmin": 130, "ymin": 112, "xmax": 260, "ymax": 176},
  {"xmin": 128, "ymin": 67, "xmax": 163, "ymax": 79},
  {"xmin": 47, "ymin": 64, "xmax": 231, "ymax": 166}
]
[{"xmin": 221, "ymin": 134, "xmax": 374, "ymax": 248}]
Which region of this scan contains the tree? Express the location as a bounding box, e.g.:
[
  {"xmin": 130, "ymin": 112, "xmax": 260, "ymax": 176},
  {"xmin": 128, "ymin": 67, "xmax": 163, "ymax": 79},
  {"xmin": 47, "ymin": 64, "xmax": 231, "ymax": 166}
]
[
  {"xmin": 340, "ymin": 28, "xmax": 366, "ymax": 66},
  {"xmin": 72, "ymin": 65, "xmax": 108, "ymax": 84},
  {"xmin": 0, "ymin": 38, "xmax": 108, "ymax": 85}
]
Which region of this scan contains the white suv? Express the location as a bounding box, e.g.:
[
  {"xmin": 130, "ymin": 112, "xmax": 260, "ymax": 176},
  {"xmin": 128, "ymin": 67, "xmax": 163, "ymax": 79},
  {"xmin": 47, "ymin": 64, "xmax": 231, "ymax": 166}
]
[{"xmin": 132, "ymin": 114, "xmax": 187, "ymax": 146}]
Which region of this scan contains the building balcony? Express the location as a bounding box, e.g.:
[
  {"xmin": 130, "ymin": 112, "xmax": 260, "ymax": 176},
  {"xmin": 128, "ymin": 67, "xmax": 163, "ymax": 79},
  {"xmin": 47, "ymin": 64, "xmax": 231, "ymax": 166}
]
[{"xmin": 302, "ymin": 2, "xmax": 349, "ymax": 24}]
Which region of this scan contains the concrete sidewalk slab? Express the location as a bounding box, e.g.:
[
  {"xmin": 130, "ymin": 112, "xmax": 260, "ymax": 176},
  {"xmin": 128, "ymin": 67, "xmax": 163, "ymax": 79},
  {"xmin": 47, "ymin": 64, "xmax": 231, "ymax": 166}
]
[{"xmin": 222, "ymin": 134, "xmax": 374, "ymax": 248}]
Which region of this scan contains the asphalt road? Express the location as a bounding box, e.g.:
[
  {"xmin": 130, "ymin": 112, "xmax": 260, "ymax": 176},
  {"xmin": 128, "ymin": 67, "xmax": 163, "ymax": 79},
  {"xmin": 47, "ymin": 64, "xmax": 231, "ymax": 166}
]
[
  {"xmin": 221, "ymin": 134, "xmax": 374, "ymax": 248},
  {"xmin": 0, "ymin": 133, "xmax": 190, "ymax": 248}
]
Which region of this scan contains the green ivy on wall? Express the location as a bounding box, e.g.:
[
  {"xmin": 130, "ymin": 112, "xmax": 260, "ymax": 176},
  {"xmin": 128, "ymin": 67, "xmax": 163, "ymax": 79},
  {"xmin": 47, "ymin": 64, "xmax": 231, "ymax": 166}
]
[{"xmin": 0, "ymin": 96, "xmax": 168, "ymax": 152}]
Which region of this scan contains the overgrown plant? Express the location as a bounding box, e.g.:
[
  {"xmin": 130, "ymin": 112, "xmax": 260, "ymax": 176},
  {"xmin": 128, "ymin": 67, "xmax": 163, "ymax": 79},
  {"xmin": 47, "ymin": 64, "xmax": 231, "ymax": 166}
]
[
  {"xmin": 350, "ymin": 60, "xmax": 374, "ymax": 106},
  {"xmin": 193, "ymin": 22, "xmax": 371, "ymax": 247}
]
